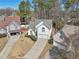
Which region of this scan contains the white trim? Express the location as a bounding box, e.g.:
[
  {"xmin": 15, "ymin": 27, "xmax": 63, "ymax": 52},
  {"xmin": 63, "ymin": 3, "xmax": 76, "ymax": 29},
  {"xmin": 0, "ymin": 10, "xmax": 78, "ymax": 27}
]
[{"xmin": 36, "ymin": 22, "xmax": 43, "ymax": 28}]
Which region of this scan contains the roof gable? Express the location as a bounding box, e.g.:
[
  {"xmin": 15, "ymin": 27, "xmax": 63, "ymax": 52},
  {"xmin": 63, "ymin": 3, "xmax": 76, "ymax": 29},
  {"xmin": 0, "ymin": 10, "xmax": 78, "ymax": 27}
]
[
  {"xmin": 0, "ymin": 16, "xmax": 20, "ymax": 29},
  {"xmin": 29, "ymin": 19, "xmax": 52, "ymax": 31},
  {"xmin": 37, "ymin": 24, "xmax": 49, "ymax": 31},
  {"xmin": 36, "ymin": 22, "xmax": 43, "ymax": 28}
]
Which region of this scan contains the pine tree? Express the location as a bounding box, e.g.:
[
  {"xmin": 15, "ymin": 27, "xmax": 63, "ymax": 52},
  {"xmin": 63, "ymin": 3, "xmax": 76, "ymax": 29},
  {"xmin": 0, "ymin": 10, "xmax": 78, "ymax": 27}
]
[{"xmin": 18, "ymin": 0, "xmax": 31, "ymax": 24}]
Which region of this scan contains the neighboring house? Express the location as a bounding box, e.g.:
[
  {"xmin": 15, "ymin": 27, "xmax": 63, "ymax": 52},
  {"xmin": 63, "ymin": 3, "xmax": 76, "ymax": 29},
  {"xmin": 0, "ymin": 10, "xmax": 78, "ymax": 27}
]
[
  {"xmin": 0, "ymin": 15, "xmax": 21, "ymax": 35},
  {"xmin": 0, "ymin": 28, "xmax": 7, "ymax": 34},
  {"xmin": 0, "ymin": 20, "xmax": 7, "ymax": 34},
  {"xmin": 5, "ymin": 16, "xmax": 21, "ymax": 35},
  {"xmin": 53, "ymin": 24, "xmax": 79, "ymax": 49},
  {"xmin": 28, "ymin": 19, "xmax": 52, "ymax": 39},
  {"xmin": 49, "ymin": 25, "xmax": 79, "ymax": 59}
]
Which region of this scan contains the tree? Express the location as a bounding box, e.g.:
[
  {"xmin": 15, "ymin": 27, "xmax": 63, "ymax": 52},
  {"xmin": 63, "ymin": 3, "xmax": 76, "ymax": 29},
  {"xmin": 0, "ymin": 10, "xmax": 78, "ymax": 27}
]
[
  {"xmin": 0, "ymin": 8, "xmax": 17, "ymax": 16},
  {"xmin": 32, "ymin": 0, "xmax": 56, "ymax": 19},
  {"xmin": 65, "ymin": 0, "xmax": 79, "ymax": 10},
  {"xmin": 18, "ymin": 0, "xmax": 31, "ymax": 24}
]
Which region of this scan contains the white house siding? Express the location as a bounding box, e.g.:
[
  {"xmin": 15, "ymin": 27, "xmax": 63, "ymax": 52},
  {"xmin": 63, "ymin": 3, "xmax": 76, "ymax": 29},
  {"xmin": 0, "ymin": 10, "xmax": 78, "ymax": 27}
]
[
  {"xmin": 0, "ymin": 29, "xmax": 7, "ymax": 34},
  {"xmin": 37, "ymin": 25, "xmax": 50, "ymax": 39},
  {"xmin": 8, "ymin": 21, "xmax": 20, "ymax": 32}
]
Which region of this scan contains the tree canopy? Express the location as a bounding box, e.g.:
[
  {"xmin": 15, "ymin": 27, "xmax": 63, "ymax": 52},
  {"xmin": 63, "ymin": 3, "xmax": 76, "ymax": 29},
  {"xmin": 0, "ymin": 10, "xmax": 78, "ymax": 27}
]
[
  {"xmin": 18, "ymin": 0, "xmax": 32, "ymax": 24},
  {"xmin": 18, "ymin": 0, "xmax": 31, "ymax": 19},
  {"xmin": 32, "ymin": 0, "xmax": 56, "ymax": 19},
  {"xmin": 65, "ymin": 0, "xmax": 79, "ymax": 10}
]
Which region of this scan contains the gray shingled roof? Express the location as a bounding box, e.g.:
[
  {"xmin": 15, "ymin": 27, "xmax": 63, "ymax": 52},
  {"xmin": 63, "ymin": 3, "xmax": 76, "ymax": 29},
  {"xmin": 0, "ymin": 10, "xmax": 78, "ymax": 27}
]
[
  {"xmin": 29, "ymin": 19, "xmax": 52, "ymax": 31},
  {"xmin": 29, "ymin": 21, "xmax": 35, "ymax": 31},
  {"xmin": 50, "ymin": 25, "xmax": 79, "ymax": 59}
]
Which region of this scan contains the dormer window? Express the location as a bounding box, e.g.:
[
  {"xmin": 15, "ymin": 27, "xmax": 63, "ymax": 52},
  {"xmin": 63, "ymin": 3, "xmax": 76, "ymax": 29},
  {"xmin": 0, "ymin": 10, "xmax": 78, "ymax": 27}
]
[{"xmin": 42, "ymin": 27, "xmax": 45, "ymax": 32}]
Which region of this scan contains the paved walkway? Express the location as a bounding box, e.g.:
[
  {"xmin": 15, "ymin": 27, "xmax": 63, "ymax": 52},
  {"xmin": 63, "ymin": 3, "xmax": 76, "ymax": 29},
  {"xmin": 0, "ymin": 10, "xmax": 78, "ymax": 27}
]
[
  {"xmin": 0, "ymin": 35, "xmax": 20, "ymax": 59},
  {"xmin": 41, "ymin": 51, "xmax": 50, "ymax": 59},
  {"xmin": 24, "ymin": 38, "xmax": 48, "ymax": 59}
]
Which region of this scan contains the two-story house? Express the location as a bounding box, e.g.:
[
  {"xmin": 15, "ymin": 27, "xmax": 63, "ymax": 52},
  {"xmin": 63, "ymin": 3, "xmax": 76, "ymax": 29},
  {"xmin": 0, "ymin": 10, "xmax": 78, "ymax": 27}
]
[{"xmin": 28, "ymin": 19, "xmax": 52, "ymax": 39}]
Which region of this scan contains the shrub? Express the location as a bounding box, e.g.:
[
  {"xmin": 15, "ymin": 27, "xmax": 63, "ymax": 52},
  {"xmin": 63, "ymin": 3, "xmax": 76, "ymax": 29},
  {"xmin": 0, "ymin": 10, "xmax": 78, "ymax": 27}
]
[
  {"xmin": 29, "ymin": 35, "xmax": 37, "ymax": 41},
  {"xmin": 48, "ymin": 38, "xmax": 53, "ymax": 44},
  {"xmin": 54, "ymin": 20, "xmax": 64, "ymax": 30},
  {"xmin": 0, "ymin": 34, "xmax": 7, "ymax": 38},
  {"xmin": 21, "ymin": 32, "xmax": 23, "ymax": 34},
  {"xmin": 25, "ymin": 33, "xmax": 30, "ymax": 37},
  {"xmin": 25, "ymin": 34, "xmax": 37, "ymax": 41}
]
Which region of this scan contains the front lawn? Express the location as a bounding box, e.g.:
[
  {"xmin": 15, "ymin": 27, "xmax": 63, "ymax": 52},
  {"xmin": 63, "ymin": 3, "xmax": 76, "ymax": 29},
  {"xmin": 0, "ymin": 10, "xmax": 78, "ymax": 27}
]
[
  {"xmin": 7, "ymin": 32, "xmax": 34, "ymax": 59},
  {"xmin": 0, "ymin": 37, "xmax": 8, "ymax": 52}
]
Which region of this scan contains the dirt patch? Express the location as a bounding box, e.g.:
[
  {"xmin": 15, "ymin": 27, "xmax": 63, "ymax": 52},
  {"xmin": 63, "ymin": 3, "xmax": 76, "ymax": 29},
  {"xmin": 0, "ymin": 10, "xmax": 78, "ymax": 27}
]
[
  {"xmin": 0, "ymin": 37, "xmax": 7, "ymax": 52},
  {"xmin": 7, "ymin": 33, "xmax": 34, "ymax": 59}
]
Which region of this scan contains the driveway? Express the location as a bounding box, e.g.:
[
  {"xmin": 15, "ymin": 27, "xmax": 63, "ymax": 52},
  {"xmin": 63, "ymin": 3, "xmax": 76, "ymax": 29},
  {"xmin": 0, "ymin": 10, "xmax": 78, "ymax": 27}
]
[
  {"xmin": 24, "ymin": 38, "xmax": 48, "ymax": 59},
  {"xmin": 41, "ymin": 51, "xmax": 51, "ymax": 59},
  {"xmin": 0, "ymin": 35, "xmax": 20, "ymax": 59}
]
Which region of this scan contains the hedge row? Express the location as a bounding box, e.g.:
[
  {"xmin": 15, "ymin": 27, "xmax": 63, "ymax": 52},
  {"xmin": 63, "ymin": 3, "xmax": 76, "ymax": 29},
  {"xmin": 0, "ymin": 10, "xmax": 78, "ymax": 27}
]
[
  {"xmin": 0, "ymin": 34, "xmax": 7, "ymax": 38},
  {"xmin": 25, "ymin": 34, "xmax": 37, "ymax": 41},
  {"xmin": 25, "ymin": 33, "xmax": 53, "ymax": 44}
]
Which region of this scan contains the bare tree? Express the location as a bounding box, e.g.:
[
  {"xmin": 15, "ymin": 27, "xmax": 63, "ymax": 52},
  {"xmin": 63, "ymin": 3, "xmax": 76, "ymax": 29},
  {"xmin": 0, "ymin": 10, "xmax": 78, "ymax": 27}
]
[{"xmin": 0, "ymin": 8, "xmax": 17, "ymax": 16}]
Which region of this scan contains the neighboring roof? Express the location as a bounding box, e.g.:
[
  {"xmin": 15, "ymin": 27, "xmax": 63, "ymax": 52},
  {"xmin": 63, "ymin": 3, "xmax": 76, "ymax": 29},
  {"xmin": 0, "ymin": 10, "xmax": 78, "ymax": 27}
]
[
  {"xmin": 53, "ymin": 25, "xmax": 79, "ymax": 40},
  {"xmin": 29, "ymin": 19, "xmax": 52, "ymax": 31},
  {"xmin": 51, "ymin": 25, "xmax": 79, "ymax": 59},
  {"xmin": 0, "ymin": 20, "xmax": 6, "ymax": 29},
  {"xmin": 0, "ymin": 16, "xmax": 20, "ymax": 29},
  {"xmin": 49, "ymin": 46, "xmax": 67, "ymax": 59},
  {"xmin": 62, "ymin": 25, "xmax": 79, "ymax": 37},
  {"xmin": 53, "ymin": 24, "xmax": 79, "ymax": 49},
  {"xmin": 5, "ymin": 16, "xmax": 21, "ymax": 25}
]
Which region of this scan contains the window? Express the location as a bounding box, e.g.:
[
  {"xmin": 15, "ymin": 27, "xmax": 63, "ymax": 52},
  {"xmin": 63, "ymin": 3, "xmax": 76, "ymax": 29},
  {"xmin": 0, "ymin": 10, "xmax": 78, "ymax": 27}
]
[
  {"xmin": 30, "ymin": 31, "xmax": 32, "ymax": 35},
  {"xmin": 42, "ymin": 27, "xmax": 45, "ymax": 32},
  {"xmin": 60, "ymin": 31, "xmax": 65, "ymax": 39}
]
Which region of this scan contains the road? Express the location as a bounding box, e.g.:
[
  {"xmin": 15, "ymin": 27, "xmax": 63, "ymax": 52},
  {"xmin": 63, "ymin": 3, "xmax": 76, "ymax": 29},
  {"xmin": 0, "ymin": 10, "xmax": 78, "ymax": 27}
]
[
  {"xmin": 0, "ymin": 35, "xmax": 20, "ymax": 59},
  {"xmin": 24, "ymin": 38, "xmax": 48, "ymax": 59}
]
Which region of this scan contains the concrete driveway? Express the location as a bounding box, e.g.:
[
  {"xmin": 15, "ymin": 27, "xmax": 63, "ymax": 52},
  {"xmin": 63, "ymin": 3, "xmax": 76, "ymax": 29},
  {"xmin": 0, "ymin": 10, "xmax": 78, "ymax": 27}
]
[
  {"xmin": 24, "ymin": 38, "xmax": 48, "ymax": 59},
  {"xmin": 0, "ymin": 35, "xmax": 20, "ymax": 59}
]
